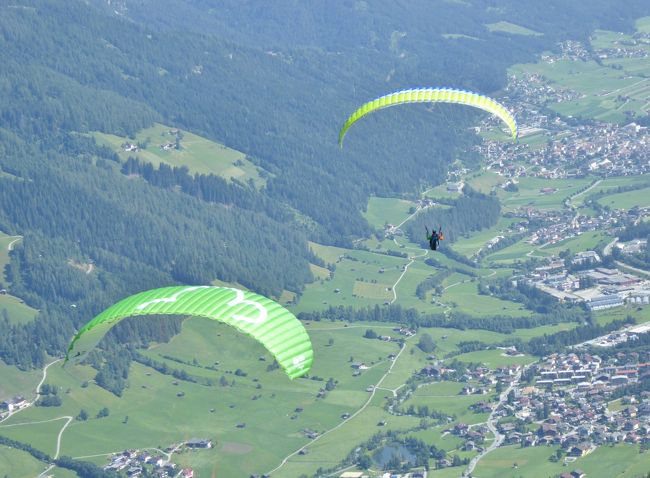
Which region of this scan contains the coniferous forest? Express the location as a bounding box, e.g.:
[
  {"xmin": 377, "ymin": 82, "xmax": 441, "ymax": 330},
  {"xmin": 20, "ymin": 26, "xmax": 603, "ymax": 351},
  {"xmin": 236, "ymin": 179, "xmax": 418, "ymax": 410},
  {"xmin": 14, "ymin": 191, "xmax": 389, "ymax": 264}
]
[{"xmin": 1, "ymin": 0, "xmax": 649, "ymax": 378}]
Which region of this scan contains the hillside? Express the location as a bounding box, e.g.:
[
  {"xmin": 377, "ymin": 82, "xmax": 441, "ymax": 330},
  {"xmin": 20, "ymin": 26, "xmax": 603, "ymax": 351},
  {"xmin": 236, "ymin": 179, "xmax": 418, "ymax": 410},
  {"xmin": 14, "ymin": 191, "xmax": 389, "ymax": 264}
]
[{"xmin": 2, "ymin": 1, "xmax": 650, "ymax": 477}]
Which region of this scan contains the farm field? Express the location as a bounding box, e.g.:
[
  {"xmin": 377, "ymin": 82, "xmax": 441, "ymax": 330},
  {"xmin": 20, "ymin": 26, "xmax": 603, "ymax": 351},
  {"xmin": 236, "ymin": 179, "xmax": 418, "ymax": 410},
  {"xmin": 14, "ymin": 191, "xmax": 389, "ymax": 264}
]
[
  {"xmin": 596, "ymin": 186, "xmax": 650, "ymax": 210},
  {"xmin": 363, "ymin": 197, "xmax": 416, "ymax": 229},
  {"xmin": 0, "ymin": 446, "xmax": 49, "ymax": 478},
  {"xmin": 93, "ymin": 123, "xmax": 266, "ymax": 186},
  {"xmin": 473, "ymin": 443, "xmax": 649, "ymax": 478}
]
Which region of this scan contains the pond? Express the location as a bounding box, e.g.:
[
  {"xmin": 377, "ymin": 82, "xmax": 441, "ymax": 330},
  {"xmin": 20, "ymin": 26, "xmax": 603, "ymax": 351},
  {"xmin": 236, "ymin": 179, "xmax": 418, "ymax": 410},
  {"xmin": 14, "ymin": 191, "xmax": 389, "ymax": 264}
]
[{"xmin": 372, "ymin": 442, "xmax": 417, "ymax": 468}]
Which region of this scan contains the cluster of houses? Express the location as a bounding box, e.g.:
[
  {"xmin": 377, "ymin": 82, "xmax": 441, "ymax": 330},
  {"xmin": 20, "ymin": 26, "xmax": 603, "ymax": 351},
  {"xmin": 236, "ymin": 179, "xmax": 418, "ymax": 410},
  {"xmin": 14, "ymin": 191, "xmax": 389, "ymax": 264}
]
[
  {"xmin": 485, "ymin": 352, "xmax": 650, "ymax": 453},
  {"xmin": 519, "ymin": 255, "xmax": 650, "ymax": 310},
  {"xmin": 475, "ymin": 36, "xmax": 650, "ymax": 182},
  {"xmin": 103, "ymin": 439, "xmax": 211, "ymax": 477}
]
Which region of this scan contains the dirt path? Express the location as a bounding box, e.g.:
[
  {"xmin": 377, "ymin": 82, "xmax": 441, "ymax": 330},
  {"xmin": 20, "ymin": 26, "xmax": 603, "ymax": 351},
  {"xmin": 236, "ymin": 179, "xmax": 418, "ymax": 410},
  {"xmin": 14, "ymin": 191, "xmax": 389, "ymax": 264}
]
[
  {"xmin": 0, "ymin": 358, "xmax": 62, "ymax": 425},
  {"xmin": 6, "ymin": 236, "xmax": 22, "ymax": 251}
]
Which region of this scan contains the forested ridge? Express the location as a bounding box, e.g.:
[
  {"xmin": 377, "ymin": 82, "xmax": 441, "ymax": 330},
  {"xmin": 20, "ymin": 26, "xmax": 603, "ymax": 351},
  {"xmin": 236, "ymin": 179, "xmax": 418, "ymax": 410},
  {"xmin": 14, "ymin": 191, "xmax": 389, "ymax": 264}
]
[{"xmin": 1, "ymin": 0, "xmax": 648, "ymax": 377}]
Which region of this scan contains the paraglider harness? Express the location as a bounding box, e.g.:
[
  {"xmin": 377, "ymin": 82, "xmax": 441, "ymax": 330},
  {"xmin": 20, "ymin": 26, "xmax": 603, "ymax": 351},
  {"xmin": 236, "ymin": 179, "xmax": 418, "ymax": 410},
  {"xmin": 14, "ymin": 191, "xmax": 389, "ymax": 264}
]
[{"xmin": 425, "ymin": 226, "xmax": 444, "ymax": 251}]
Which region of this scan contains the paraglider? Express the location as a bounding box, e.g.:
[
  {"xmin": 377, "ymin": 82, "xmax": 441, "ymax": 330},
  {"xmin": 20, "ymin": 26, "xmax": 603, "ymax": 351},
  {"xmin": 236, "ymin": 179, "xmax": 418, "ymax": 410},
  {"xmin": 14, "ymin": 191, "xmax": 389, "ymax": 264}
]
[
  {"xmin": 425, "ymin": 226, "xmax": 444, "ymax": 251},
  {"xmin": 338, "ymin": 87, "xmax": 518, "ymax": 147},
  {"xmin": 65, "ymin": 286, "xmax": 313, "ymax": 379}
]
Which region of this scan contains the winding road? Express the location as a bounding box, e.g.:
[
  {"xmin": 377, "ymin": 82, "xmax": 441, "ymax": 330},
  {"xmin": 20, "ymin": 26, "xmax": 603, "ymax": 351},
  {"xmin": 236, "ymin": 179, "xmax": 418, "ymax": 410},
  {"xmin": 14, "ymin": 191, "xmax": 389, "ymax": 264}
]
[{"xmin": 464, "ymin": 367, "xmax": 525, "ymax": 477}]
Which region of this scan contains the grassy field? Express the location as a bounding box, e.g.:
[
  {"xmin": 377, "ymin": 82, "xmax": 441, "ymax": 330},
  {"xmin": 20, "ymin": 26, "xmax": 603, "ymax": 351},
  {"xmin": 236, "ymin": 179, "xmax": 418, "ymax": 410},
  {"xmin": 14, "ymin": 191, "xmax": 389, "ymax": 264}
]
[
  {"xmin": 485, "ymin": 21, "xmax": 542, "ymax": 36},
  {"xmin": 0, "ymin": 445, "xmax": 47, "ymax": 478},
  {"xmin": 596, "ymin": 186, "xmax": 650, "ymax": 210},
  {"xmin": 93, "ymin": 123, "xmax": 266, "ymax": 186},
  {"xmin": 465, "ymin": 170, "xmax": 503, "ymax": 194},
  {"xmin": 499, "ymin": 176, "xmax": 593, "ymax": 211},
  {"xmin": 0, "ymin": 294, "xmax": 38, "ymax": 325},
  {"xmin": 484, "ymin": 238, "xmax": 542, "ymax": 264},
  {"xmin": 296, "ymin": 246, "xmax": 406, "ymax": 312},
  {"xmin": 0, "ymin": 361, "xmax": 41, "ymax": 402},
  {"xmin": 440, "ymin": 277, "xmax": 530, "ymax": 317},
  {"xmin": 473, "ymin": 443, "xmax": 649, "ymax": 478},
  {"xmin": 403, "ymin": 390, "xmax": 493, "ymax": 425},
  {"xmin": 540, "ymin": 230, "xmax": 608, "ymax": 256},
  {"xmin": 363, "ymin": 197, "xmax": 416, "ymax": 229},
  {"xmin": 451, "ymin": 217, "xmax": 517, "ymax": 258},
  {"xmin": 453, "ymin": 349, "xmax": 535, "ymax": 368}
]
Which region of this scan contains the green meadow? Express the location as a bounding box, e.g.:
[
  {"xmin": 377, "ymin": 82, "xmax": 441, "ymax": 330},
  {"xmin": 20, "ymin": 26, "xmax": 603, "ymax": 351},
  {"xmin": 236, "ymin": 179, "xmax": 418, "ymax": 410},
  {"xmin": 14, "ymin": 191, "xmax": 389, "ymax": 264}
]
[
  {"xmin": 0, "ymin": 361, "xmax": 41, "ymax": 402},
  {"xmin": 453, "ymin": 349, "xmax": 535, "ymax": 368},
  {"xmin": 473, "ymin": 443, "xmax": 649, "ymax": 478},
  {"xmin": 485, "ymin": 21, "xmax": 542, "ymax": 36},
  {"xmin": 0, "ymin": 294, "xmax": 38, "ymax": 325},
  {"xmin": 93, "ymin": 123, "xmax": 266, "ymax": 186},
  {"xmin": 0, "ymin": 446, "xmax": 48, "ymax": 478},
  {"xmin": 363, "ymin": 197, "xmax": 417, "ymax": 229},
  {"xmin": 499, "ymin": 177, "xmax": 593, "ymax": 211},
  {"xmin": 597, "ymin": 186, "xmax": 650, "ymax": 210}
]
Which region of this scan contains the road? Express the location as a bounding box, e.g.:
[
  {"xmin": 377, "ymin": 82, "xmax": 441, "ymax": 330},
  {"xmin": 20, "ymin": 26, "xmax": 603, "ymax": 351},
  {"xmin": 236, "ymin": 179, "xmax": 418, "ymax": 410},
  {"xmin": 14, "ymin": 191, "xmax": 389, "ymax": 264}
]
[
  {"xmin": 568, "ymin": 179, "xmax": 602, "ymax": 206},
  {"xmin": 6, "ymin": 236, "xmax": 22, "ymax": 251},
  {"xmin": 603, "ymin": 237, "xmax": 618, "ymax": 257},
  {"xmin": 266, "ymin": 336, "xmax": 413, "ymax": 476},
  {"xmin": 390, "ymin": 245, "xmax": 428, "ymax": 304},
  {"xmin": 464, "ymin": 367, "xmax": 525, "ymax": 477},
  {"xmin": 614, "ymin": 260, "xmax": 650, "ymax": 278}
]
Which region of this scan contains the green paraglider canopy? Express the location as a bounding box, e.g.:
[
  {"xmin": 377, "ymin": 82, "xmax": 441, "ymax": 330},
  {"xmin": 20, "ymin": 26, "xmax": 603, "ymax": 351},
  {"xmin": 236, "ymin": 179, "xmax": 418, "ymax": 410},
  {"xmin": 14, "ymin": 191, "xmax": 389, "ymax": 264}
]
[
  {"xmin": 65, "ymin": 286, "xmax": 313, "ymax": 379},
  {"xmin": 339, "ymin": 87, "xmax": 518, "ymax": 146}
]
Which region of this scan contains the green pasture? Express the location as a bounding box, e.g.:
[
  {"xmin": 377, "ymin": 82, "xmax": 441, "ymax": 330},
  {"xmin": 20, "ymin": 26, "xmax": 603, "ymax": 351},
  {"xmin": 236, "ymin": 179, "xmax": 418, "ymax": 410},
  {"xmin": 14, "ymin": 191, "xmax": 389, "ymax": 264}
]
[
  {"xmin": 440, "ymin": 277, "xmax": 529, "ymax": 317},
  {"xmin": 593, "ymin": 304, "xmax": 650, "ymax": 327},
  {"xmin": 597, "ymin": 186, "xmax": 650, "ymax": 210},
  {"xmin": 453, "ymin": 349, "xmax": 535, "ymax": 368},
  {"xmin": 92, "ymin": 123, "xmax": 265, "ymax": 186},
  {"xmin": 484, "ymin": 238, "xmax": 541, "ymax": 264},
  {"xmin": 296, "ymin": 246, "xmax": 406, "ymax": 312},
  {"xmin": 637, "ymin": 16, "xmax": 650, "ymax": 33},
  {"xmin": 500, "ymin": 176, "xmax": 592, "ymax": 211},
  {"xmin": 363, "ymin": 197, "xmax": 416, "ymax": 229},
  {"xmin": 0, "ymin": 418, "xmax": 67, "ymax": 457},
  {"xmin": 485, "ymin": 21, "xmax": 542, "ymax": 36},
  {"xmin": 0, "ymin": 294, "xmax": 38, "ymax": 325},
  {"xmin": 424, "ymin": 184, "xmax": 462, "ymax": 200},
  {"xmin": 308, "ymin": 241, "xmax": 349, "ymax": 265},
  {"xmin": 0, "ymin": 446, "xmax": 47, "ymax": 478},
  {"xmin": 465, "ymin": 170, "xmax": 503, "ymax": 194},
  {"xmin": 474, "ymin": 443, "xmax": 648, "ymax": 478},
  {"xmin": 540, "ymin": 231, "xmax": 608, "ymax": 256},
  {"xmin": 590, "ymin": 29, "xmax": 632, "ymax": 50},
  {"xmin": 402, "ymin": 391, "xmax": 493, "ymax": 425},
  {"xmin": 413, "ymin": 381, "xmax": 466, "ymax": 397},
  {"xmin": 0, "ymin": 361, "xmax": 41, "ymax": 402},
  {"xmin": 451, "ymin": 217, "xmax": 517, "ymax": 258}
]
